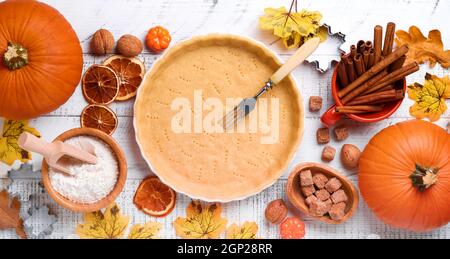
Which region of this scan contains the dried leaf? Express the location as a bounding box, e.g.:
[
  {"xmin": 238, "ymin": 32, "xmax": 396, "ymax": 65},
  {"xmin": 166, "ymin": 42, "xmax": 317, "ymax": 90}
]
[
  {"xmin": 0, "ymin": 191, "xmax": 27, "ymax": 239},
  {"xmin": 226, "ymin": 221, "xmax": 259, "ymax": 239},
  {"xmin": 408, "ymin": 73, "xmax": 450, "ymax": 121},
  {"xmin": 76, "ymin": 203, "xmax": 129, "ymax": 239},
  {"xmin": 396, "ymin": 26, "xmax": 450, "ymax": 68},
  {"xmin": 0, "ymin": 120, "xmax": 40, "ymax": 166},
  {"xmin": 128, "ymin": 222, "xmax": 161, "ymax": 239},
  {"xmin": 259, "ymin": 6, "xmax": 324, "ymax": 49},
  {"xmin": 174, "ymin": 200, "xmax": 227, "ymax": 239}
]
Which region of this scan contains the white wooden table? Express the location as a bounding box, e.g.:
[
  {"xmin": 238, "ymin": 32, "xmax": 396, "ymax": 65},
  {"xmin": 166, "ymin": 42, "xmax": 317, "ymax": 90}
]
[{"xmin": 1, "ymin": 0, "xmax": 449, "ymax": 239}]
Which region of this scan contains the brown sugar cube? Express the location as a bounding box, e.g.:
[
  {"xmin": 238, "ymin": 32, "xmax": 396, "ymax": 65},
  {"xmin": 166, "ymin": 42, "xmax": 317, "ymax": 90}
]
[
  {"xmin": 299, "ymin": 170, "xmax": 313, "ymax": 186},
  {"xmin": 331, "ymin": 189, "xmax": 348, "ymax": 204},
  {"xmin": 309, "ymin": 96, "xmax": 323, "ymax": 112},
  {"xmin": 317, "ymin": 128, "xmax": 330, "ymax": 144},
  {"xmin": 315, "ymin": 189, "xmax": 330, "ymax": 201},
  {"xmin": 334, "ymin": 126, "xmax": 349, "ymax": 141},
  {"xmin": 313, "ymin": 173, "xmax": 329, "ymax": 189},
  {"xmin": 301, "ymin": 185, "xmax": 315, "ymax": 197},
  {"xmin": 321, "ymin": 146, "xmax": 336, "ymax": 162},
  {"xmin": 309, "ymin": 200, "xmax": 332, "ymax": 217},
  {"xmin": 325, "ymin": 177, "xmax": 342, "ymax": 193},
  {"xmin": 324, "ymin": 199, "xmax": 332, "ymax": 206},
  {"xmin": 305, "ymin": 195, "xmax": 318, "ymax": 206},
  {"xmin": 329, "ymin": 202, "xmax": 347, "ymax": 221}
]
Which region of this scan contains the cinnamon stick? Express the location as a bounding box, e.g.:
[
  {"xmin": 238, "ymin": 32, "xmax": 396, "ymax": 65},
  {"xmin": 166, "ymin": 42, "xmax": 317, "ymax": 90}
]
[
  {"xmin": 341, "ymin": 70, "xmax": 388, "ymax": 104},
  {"xmin": 389, "ymin": 55, "xmax": 406, "ymax": 72},
  {"xmin": 354, "ymin": 53, "xmax": 366, "ymax": 76},
  {"xmin": 364, "ymin": 62, "xmax": 419, "ymax": 94},
  {"xmin": 346, "ymin": 59, "xmax": 357, "ymax": 83},
  {"xmin": 349, "ymin": 90, "xmax": 405, "ymax": 105},
  {"xmin": 376, "ymin": 84, "xmax": 394, "ymax": 92},
  {"xmin": 364, "ymin": 90, "xmax": 405, "ymax": 104},
  {"xmin": 357, "ymin": 40, "xmax": 366, "ymax": 54},
  {"xmin": 363, "ymin": 50, "xmax": 370, "ymax": 69},
  {"xmin": 350, "ymin": 45, "xmax": 357, "ymax": 58},
  {"xmin": 383, "ymin": 22, "xmax": 396, "ymax": 56},
  {"xmin": 365, "ymin": 41, "xmax": 373, "ymax": 51},
  {"xmin": 338, "ymin": 61, "xmax": 349, "ymax": 87},
  {"xmin": 335, "ymin": 105, "xmax": 384, "ymax": 114},
  {"xmin": 368, "ymin": 49, "xmax": 375, "ymax": 69},
  {"xmin": 338, "ymin": 44, "xmax": 409, "ymax": 98},
  {"xmin": 374, "ymin": 25, "xmax": 383, "ymax": 64},
  {"xmin": 346, "ymin": 89, "xmax": 397, "ymax": 105}
]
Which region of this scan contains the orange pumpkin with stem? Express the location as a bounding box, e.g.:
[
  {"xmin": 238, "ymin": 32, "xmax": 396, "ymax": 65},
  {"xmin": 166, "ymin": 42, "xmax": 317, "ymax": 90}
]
[
  {"xmin": 359, "ymin": 119, "xmax": 450, "ymax": 232},
  {"xmin": 0, "ymin": 0, "xmax": 83, "ymax": 119}
]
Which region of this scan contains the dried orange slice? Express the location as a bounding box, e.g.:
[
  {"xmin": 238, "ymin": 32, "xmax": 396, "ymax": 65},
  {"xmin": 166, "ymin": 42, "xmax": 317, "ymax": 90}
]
[
  {"xmin": 134, "ymin": 177, "xmax": 176, "ymax": 217},
  {"xmin": 103, "ymin": 55, "xmax": 146, "ymax": 101},
  {"xmin": 82, "ymin": 65, "xmax": 119, "ymax": 105},
  {"xmin": 80, "ymin": 104, "xmax": 118, "ymax": 135}
]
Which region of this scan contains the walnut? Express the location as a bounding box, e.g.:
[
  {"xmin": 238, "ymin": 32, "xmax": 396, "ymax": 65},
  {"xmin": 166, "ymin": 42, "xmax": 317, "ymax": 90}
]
[
  {"xmin": 90, "ymin": 29, "xmax": 115, "ymax": 55},
  {"xmin": 117, "ymin": 34, "xmax": 143, "ymax": 57},
  {"xmin": 265, "ymin": 199, "xmax": 288, "ymax": 224},
  {"xmin": 341, "ymin": 144, "xmax": 361, "ymax": 169}
]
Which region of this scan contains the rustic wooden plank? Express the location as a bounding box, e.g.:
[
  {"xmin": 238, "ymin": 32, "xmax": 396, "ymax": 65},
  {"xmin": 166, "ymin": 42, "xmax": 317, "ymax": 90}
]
[{"xmin": 2, "ymin": 179, "xmax": 448, "ymax": 239}]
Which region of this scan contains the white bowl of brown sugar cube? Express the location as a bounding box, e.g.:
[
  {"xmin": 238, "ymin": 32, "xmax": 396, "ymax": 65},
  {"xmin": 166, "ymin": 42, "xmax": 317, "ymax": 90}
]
[{"xmin": 287, "ymin": 162, "xmax": 359, "ymax": 224}]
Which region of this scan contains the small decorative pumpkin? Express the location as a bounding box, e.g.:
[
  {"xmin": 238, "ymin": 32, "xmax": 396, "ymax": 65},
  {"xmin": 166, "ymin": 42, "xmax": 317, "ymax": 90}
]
[
  {"xmin": 0, "ymin": 0, "xmax": 83, "ymax": 119},
  {"xmin": 359, "ymin": 119, "xmax": 450, "ymax": 232}
]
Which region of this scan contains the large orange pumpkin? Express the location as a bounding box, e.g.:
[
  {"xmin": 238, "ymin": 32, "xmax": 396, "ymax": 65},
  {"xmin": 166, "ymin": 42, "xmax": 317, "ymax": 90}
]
[
  {"xmin": 0, "ymin": 0, "xmax": 83, "ymax": 119},
  {"xmin": 359, "ymin": 119, "xmax": 450, "ymax": 232}
]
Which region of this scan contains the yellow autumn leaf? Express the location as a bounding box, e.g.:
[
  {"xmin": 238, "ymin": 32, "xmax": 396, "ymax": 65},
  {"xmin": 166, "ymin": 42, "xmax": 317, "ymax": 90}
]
[
  {"xmin": 226, "ymin": 222, "xmax": 259, "ymax": 239},
  {"xmin": 0, "ymin": 120, "xmax": 40, "ymax": 166},
  {"xmin": 408, "ymin": 73, "xmax": 450, "ymax": 121},
  {"xmin": 396, "ymin": 26, "xmax": 450, "ymax": 68},
  {"xmin": 128, "ymin": 222, "xmax": 161, "ymax": 239},
  {"xmin": 259, "ymin": 6, "xmax": 324, "ymax": 49},
  {"xmin": 76, "ymin": 203, "xmax": 129, "ymax": 239},
  {"xmin": 174, "ymin": 201, "xmax": 227, "ymax": 239}
]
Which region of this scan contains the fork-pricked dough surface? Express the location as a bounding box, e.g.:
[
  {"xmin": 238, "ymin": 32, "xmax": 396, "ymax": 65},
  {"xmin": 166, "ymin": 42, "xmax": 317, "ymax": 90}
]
[{"xmin": 134, "ymin": 35, "xmax": 303, "ymax": 201}]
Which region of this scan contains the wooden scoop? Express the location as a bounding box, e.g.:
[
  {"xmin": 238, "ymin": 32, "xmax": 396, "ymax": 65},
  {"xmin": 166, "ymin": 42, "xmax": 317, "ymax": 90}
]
[{"xmin": 18, "ymin": 132, "xmax": 97, "ymax": 176}]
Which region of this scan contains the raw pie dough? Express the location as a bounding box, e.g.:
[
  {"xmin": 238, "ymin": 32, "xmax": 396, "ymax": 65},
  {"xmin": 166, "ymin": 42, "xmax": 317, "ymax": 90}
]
[{"xmin": 134, "ymin": 34, "xmax": 303, "ymax": 201}]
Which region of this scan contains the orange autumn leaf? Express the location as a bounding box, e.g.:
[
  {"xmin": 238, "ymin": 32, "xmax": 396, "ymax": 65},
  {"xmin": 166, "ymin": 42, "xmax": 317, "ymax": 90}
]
[
  {"xmin": 0, "ymin": 191, "xmax": 27, "ymax": 239},
  {"xmin": 395, "ymin": 26, "xmax": 450, "ymax": 68},
  {"xmin": 174, "ymin": 201, "xmax": 227, "ymax": 239}
]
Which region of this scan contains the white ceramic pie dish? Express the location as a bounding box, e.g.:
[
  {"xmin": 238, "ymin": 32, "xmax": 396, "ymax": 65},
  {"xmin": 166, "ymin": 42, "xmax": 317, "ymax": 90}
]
[{"xmin": 133, "ymin": 34, "xmax": 304, "ymax": 202}]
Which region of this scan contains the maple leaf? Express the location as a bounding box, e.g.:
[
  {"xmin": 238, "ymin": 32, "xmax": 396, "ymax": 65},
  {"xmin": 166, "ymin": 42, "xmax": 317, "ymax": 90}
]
[
  {"xmin": 174, "ymin": 200, "xmax": 227, "ymax": 239},
  {"xmin": 396, "ymin": 26, "xmax": 450, "ymax": 68},
  {"xmin": 0, "ymin": 191, "xmax": 27, "ymax": 239},
  {"xmin": 407, "ymin": 73, "xmax": 450, "ymax": 121},
  {"xmin": 76, "ymin": 203, "xmax": 129, "ymax": 239},
  {"xmin": 259, "ymin": 4, "xmax": 324, "ymax": 49},
  {"xmin": 225, "ymin": 222, "xmax": 259, "ymax": 239},
  {"xmin": 128, "ymin": 222, "xmax": 161, "ymax": 239},
  {"xmin": 0, "ymin": 120, "xmax": 40, "ymax": 166}
]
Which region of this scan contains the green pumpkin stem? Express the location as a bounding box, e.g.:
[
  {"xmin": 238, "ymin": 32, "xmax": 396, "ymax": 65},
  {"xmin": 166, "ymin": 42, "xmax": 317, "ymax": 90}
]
[
  {"xmin": 410, "ymin": 164, "xmax": 439, "ymax": 192},
  {"xmin": 3, "ymin": 42, "xmax": 28, "ymax": 70}
]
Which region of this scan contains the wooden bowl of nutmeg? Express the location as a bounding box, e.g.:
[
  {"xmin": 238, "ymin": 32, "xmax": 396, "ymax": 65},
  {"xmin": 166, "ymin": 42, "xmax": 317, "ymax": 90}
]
[{"xmin": 287, "ymin": 162, "xmax": 359, "ymax": 224}]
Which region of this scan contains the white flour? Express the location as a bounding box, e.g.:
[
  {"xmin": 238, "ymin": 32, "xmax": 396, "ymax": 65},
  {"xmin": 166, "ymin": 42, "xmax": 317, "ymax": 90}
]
[{"xmin": 49, "ymin": 136, "xmax": 119, "ymax": 204}]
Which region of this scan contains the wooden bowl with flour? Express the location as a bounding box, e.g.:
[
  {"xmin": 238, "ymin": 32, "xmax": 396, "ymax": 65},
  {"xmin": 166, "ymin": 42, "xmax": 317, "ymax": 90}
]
[{"xmin": 41, "ymin": 127, "xmax": 127, "ymax": 212}]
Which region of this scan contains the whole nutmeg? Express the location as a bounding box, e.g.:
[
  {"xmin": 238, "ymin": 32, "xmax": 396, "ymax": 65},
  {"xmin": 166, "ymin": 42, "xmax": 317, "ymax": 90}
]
[
  {"xmin": 265, "ymin": 199, "xmax": 288, "ymax": 224},
  {"xmin": 117, "ymin": 34, "xmax": 143, "ymax": 57},
  {"xmin": 90, "ymin": 29, "xmax": 115, "ymax": 55},
  {"xmin": 341, "ymin": 144, "xmax": 361, "ymax": 169}
]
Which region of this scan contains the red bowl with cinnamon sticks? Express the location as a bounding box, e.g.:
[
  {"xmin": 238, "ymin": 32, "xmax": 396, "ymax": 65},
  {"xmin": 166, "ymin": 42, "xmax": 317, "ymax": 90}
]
[
  {"xmin": 320, "ymin": 65, "xmax": 407, "ymax": 127},
  {"xmin": 321, "ymin": 23, "xmax": 419, "ymax": 127}
]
